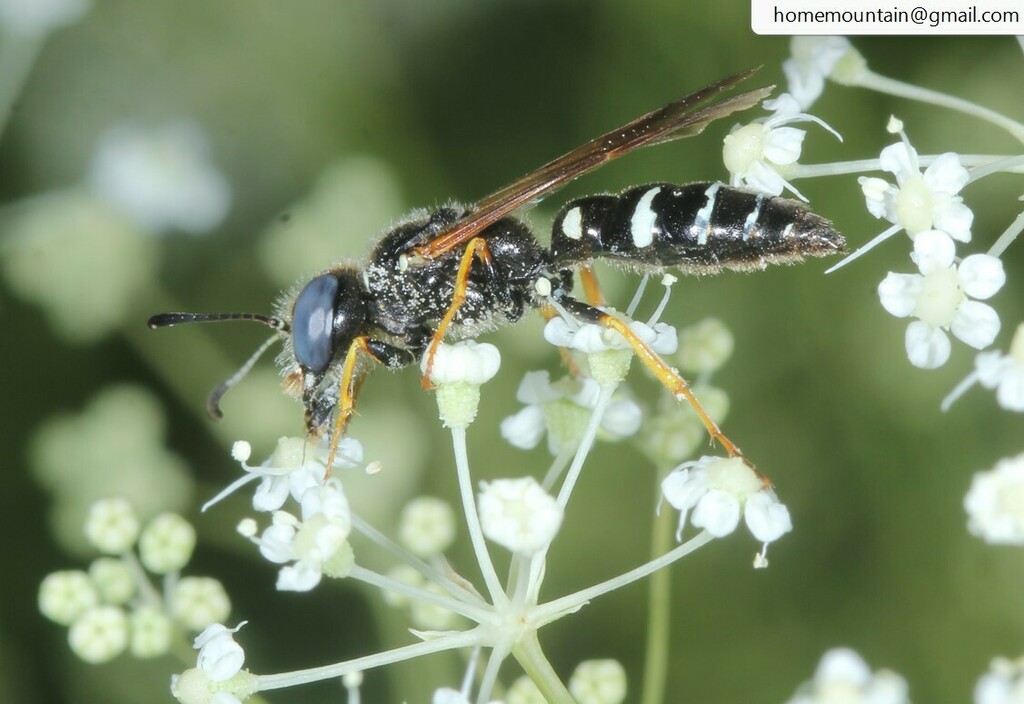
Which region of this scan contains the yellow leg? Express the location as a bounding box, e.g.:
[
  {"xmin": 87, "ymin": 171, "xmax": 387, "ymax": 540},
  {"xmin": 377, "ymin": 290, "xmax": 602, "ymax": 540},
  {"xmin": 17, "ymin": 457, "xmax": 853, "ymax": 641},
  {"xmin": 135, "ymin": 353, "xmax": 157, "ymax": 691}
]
[
  {"xmin": 420, "ymin": 237, "xmax": 492, "ymax": 389},
  {"xmin": 591, "ymin": 310, "xmax": 761, "ymax": 478},
  {"xmin": 324, "ymin": 336, "xmax": 370, "ymax": 476},
  {"xmin": 578, "ymin": 265, "xmax": 606, "ymax": 307}
]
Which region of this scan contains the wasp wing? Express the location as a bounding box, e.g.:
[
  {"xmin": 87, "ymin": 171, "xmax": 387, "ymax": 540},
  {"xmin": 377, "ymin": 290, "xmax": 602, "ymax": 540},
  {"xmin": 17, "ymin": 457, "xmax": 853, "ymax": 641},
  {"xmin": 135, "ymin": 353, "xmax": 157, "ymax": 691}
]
[{"xmin": 411, "ymin": 68, "xmax": 773, "ymax": 261}]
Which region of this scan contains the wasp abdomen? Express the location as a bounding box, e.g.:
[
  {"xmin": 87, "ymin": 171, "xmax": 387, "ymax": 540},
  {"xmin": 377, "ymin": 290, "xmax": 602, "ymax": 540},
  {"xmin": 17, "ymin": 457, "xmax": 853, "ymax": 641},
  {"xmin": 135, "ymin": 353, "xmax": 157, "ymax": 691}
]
[{"xmin": 551, "ymin": 182, "xmax": 844, "ymax": 274}]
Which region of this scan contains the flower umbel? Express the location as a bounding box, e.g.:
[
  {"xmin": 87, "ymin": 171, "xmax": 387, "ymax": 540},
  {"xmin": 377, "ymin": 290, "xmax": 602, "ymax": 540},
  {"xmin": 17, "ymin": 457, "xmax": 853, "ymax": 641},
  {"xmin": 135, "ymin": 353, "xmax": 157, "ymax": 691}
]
[
  {"xmin": 785, "ymin": 648, "xmax": 910, "ymax": 704},
  {"xmin": 965, "ymin": 453, "xmax": 1024, "ymax": 545},
  {"xmin": 661, "ymin": 456, "xmax": 792, "ymax": 564},
  {"xmin": 723, "ymin": 93, "xmax": 842, "ymax": 199},
  {"xmin": 878, "ymin": 230, "xmax": 1004, "ymax": 369},
  {"xmin": 943, "ymin": 322, "xmax": 1024, "ymax": 412}
]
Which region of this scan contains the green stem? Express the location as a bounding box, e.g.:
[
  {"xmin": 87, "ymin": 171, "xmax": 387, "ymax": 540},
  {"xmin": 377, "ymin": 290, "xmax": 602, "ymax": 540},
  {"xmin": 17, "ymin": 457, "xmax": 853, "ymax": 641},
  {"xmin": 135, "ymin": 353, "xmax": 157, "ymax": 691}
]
[
  {"xmin": 855, "ymin": 69, "xmax": 1024, "ymax": 144},
  {"xmin": 640, "ymin": 467, "xmax": 675, "ymax": 704},
  {"xmin": 512, "ymin": 631, "xmax": 575, "ymax": 704}
]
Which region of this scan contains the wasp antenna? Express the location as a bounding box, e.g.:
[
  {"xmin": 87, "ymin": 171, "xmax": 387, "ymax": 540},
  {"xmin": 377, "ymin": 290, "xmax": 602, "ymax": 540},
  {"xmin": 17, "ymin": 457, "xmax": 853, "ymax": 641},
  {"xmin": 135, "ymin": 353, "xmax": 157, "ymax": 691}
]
[
  {"xmin": 147, "ymin": 312, "xmax": 290, "ymax": 333},
  {"xmin": 206, "ymin": 334, "xmax": 281, "ymax": 420}
]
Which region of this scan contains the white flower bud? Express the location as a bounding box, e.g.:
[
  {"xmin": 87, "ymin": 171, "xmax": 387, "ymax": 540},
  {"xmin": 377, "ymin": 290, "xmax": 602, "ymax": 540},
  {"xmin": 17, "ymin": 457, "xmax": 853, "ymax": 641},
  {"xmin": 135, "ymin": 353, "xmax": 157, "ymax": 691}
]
[
  {"xmin": 569, "ymin": 659, "xmax": 627, "ymax": 704},
  {"xmin": 478, "ymin": 477, "xmax": 563, "ymax": 555},
  {"xmin": 676, "ymin": 318, "xmax": 734, "ymax": 374},
  {"xmin": 39, "ymin": 570, "xmax": 100, "ymax": 625},
  {"xmin": 507, "ymin": 676, "xmax": 546, "ymax": 704},
  {"xmin": 84, "ymin": 497, "xmax": 140, "ymax": 554},
  {"xmin": 172, "ymin": 577, "xmax": 231, "ymax": 632},
  {"xmin": 139, "ymin": 513, "xmax": 197, "ymax": 574},
  {"xmin": 398, "ymin": 497, "xmax": 457, "ymax": 558},
  {"xmin": 88, "ymin": 558, "xmax": 136, "ymax": 604},
  {"xmin": 409, "ymin": 582, "xmax": 461, "ymax": 631},
  {"xmin": 130, "ymin": 605, "xmax": 173, "ymax": 658},
  {"xmin": 381, "ymin": 564, "xmax": 424, "ymax": 609},
  {"xmin": 68, "ymin": 605, "xmax": 129, "ymax": 663}
]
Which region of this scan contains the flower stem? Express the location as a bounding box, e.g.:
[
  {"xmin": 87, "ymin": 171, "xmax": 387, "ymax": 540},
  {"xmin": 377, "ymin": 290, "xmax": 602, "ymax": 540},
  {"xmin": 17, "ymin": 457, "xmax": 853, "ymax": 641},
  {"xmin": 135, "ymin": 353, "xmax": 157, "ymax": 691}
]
[
  {"xmin": 855, "ymin": 69, "xmax": 1024, "ymax": 144},
  {"xmin": 512, "ymin": 631, "xmax": 575, "ymax": 704},
  {"xmin": 533, "ymin": 531, "xmax": 714, "ymax": 625},
  {"xmin": 451, "ymin": 426, "xmax": 506, "ymax": 606},
  {"xmin": 987, "ymin": 210, "xmax": 1024, "ymax": 259},
  {"xmin": 791, "ymin": 154, "xmax": 1024, "ymax": 180},
  {"xmin": 348, "ymin": 564, "xmax": 494, "ymax": 624},
  {"xmin": 555, "ymin": 383, "xmax": 614, "ymax": 508},
  {"xmin": 640, "ymin": 468, "xmax": 676, "ymax": 704},
  {"xmin": 255, "ymin": 629, "xmax": 481, "ymax": 691},
  {"xmin": 350, "ymin": 514, "xmax": 488, "ymax": 609}
]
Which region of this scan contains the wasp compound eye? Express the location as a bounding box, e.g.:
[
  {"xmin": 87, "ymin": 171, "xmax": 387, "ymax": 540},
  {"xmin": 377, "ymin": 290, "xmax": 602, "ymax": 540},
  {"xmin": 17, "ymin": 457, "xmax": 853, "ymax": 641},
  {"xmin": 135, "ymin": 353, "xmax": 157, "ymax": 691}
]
[{"xmin": 292, "ymin": 274, "xmax": 339, "ymax": 374}]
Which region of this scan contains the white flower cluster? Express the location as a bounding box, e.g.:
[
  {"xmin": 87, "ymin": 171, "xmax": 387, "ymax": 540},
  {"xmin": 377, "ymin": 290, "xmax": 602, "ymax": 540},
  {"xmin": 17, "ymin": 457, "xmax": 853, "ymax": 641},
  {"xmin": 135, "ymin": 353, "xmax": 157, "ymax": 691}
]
[
  {"xmin": 786, "ymin": 648, "xmax": 910, "ymax": 704},
  {"xmin": 39, "ymin": 498, "xmax": 228, "ymax": 664},
  {"xmin": 724, "ymin": 93, "xmax": 841, "ymax": 200},
  {"xmin": 500, "ymin": 371, "xmax": 642, "ymax": 455},
  {"xmin": 771, "ymin": 35, "xmax": 1024, "ymax": 704},
  {"xmin": 171, "ymin": 623, "xmax": 256, "ymax": 704},
  {"xmin": 210, "ymin": 436, "xmax": 362, "ymax": 592},
  {"xmin": 662, "ymin": 456, "xmax": 792, "ymax": 565}
]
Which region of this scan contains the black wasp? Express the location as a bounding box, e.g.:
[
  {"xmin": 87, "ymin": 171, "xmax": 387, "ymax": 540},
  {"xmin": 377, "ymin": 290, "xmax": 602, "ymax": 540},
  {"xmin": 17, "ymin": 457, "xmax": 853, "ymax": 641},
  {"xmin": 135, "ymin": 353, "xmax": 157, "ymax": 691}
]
[{"xmin": 149, "ymin": 69, "xmax": 844, "ymax": 468}]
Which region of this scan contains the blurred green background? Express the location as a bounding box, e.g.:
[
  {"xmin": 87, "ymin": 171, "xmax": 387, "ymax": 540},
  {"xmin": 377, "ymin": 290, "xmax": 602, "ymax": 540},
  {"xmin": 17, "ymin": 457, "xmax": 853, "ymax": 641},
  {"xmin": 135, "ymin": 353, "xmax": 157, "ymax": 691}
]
[{"xmin": 2, "ymin": 2, "xmax": 1022, "ymax": 702}]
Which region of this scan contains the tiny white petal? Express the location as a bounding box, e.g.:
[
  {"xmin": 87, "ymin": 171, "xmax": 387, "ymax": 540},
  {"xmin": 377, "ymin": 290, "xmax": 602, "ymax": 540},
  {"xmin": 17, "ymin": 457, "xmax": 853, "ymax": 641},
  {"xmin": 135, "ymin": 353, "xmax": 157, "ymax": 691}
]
[
  {"xmin": 975, "ymin": 350, "xmax": 1010, "ymax": 387},
  {"xmin": 878, "ymin": 142, "xmax": 918, "ymax": 182},
  {"xmin": 996, "ymin": 371, "xmax": 1024, "ymax": 412},
  {"xmin": 543, "ymin": 317, "xmax": 578, "ymax": 348},
  {"xmin": 877, "ymin": 273, "xmax": 921, "ymax": 318},
  {"xmin": 921, "ymin": 152, "xmax": 969, "ymax": 194},
  {"xmin": 911, "ymin": 230, "xmax": 956, "ymax": 274},
  {"xmin": 859, "ymin": 177, "xmax": 892, "ymax": 219},
  {"xmin": 277, "ymin": 562, "xmax": 322, "ymax": 591},
  {"xmin": 601, "ymin": 399, "xmax": 642, "ymax": 438},
  {"xmin": 905, "ymin": 321, "xmax": 950, "ymax": 369},
  {"xmin": 932, "ymin": 200, "xmax": 973, "ymax": 242},
  {"xmin": 950, "ymin": 301, "xmax": 1000, "ymax": 350},
  {"xmin": 740, "ymin": 160, "xmax": 788, "ymax": 197},
  {"xmin": 762, "ymin": 126, "xmax": 806, "ymax": 165},
  {"xmin": 958, "ymin": 254, "xmax": 1005, "ymax": 300},
  {"xmin": 515, "ymin": 370, "xmax": 559, "ymax": 405},
  {"xmin": 194, "ymin": 623, "xmax": 246, "ymax": 682},
  {"xmin": 570, "ymin": 377, "xmax": 603, "ymax": 408},
  {"xmin": 259, "ymin": 524, "xmax": 296, "ymax": 563},
  {"xmin": 744, "ymin": 492, "xmax": 793, "ymax": 542},
  {"xmin": 661, "ymin": 467, "xmax": 709, "ymax": 511},
  {"xmin": 500, "ymin": 405, "xmax": 546, "ymax": 449},
  {"xmin": 691, "ymin": 489, "xmax": 742, "ymax": 537},
  {"xmin": 252, "ymin": 475, "xmax": 292, "ymax": 512}
]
